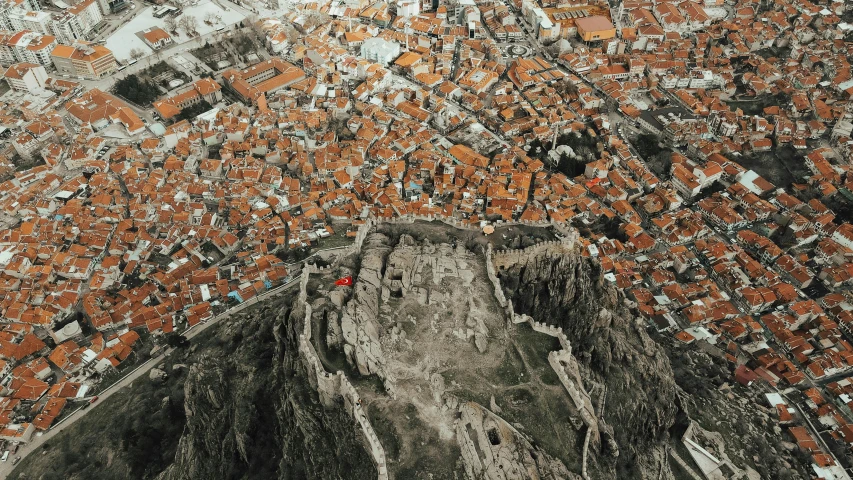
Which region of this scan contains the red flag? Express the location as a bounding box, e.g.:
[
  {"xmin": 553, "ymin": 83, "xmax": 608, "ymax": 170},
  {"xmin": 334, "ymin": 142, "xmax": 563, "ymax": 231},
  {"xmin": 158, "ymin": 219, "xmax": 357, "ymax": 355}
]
[{"xmin": 335, "ymin": 276, "xmax": 353, "ymax": 286}]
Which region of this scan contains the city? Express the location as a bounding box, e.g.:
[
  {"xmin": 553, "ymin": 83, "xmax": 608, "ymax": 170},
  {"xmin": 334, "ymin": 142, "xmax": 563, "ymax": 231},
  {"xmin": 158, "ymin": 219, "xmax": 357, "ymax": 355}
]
[{"xmin": 0, "ymin": 0, "xmax": 849, "ymax": 476}]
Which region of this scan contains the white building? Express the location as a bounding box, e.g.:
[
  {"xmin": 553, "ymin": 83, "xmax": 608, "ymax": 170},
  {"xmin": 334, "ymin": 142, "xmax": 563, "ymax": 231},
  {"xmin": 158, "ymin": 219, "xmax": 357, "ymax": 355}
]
[
  {"xmin": 688, "ymin": 70, "xmax": 716, "ymax": 89},
  {"xmin": 50, "ymin": 0, "xmax": 103, "ymax": 44},
  {"xmin": 832, "ymin": 120, "xmax": 853, "ymax": 140},
  {"xmin": 360, "ymin": 37, "xmax": 400, "ymax": 66},
  {"xmin": 1, "ymin": 62, "xmax": 47, "ymax": 92},
  {"xmin": 397, "ymin": 0, "xmax": 419, "ymax": 17},
  {"xmin": 832, "ymin": 224, "xmax": 853, "ymax": 251},
  {"xmin": 0, "ymin": 0, "xmax": 40, "ymax": 31},
  {"xmin": 0, "ymin": 30, "xmax": 58, "ymax": 68},
  {"xmin": 8, "ymin": 10, "xmax": 51, "ymax": 34}
]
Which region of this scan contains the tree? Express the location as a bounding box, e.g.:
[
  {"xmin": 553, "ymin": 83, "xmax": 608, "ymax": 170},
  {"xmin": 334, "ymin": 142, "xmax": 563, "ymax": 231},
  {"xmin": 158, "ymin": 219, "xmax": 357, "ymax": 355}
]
[
  {"xmin": 129, "ymin": 48, "xmax": 145, "ymax": 60},
  {"xmin": 113, "ymin": 75, "xmax": 160, "ymax": 105},
  {"xmin": 283, "ymin": 25, "xmax": 300, "ymax": 43},
  {"xmin": 204, "ymin": 12, "xmax": 218, "ymax": 25},
  {"xmin": 176, "ymin": 99, "xmax": 213, "ymax": 122},
  {"xmin": 164, "ymin": 16, "xmax": 177, "ymax": 32},
  {"xmin": 557, "ymin": 152, "xmax": 584, "ymax": 177},
  {"xmin": 302, "ymin": 11, "xmax": 329, "ymax": 30},
  {"xmin": 560, "ymin": 79, "xmax": 578, "ymax": 97},
  {"xmin": 165, "ymin": 333, "xmax": 189, "ymax": 349},
  {"xmin": 634, "ymin": 133, "xmax": 662, "ymax": 159},
  {"xmin": 179, "ymin": 15, "xmax": 199, "ymax": 35}
]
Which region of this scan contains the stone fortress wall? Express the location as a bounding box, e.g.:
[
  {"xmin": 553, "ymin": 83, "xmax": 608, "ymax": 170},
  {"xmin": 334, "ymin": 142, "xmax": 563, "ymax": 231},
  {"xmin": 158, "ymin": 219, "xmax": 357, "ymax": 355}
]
[
  {"xmin": 296, "ymin": 261, "xmax": 389, "ymax": 480},
  {"xmin": 485, "ymin": 235, "xmax": 600, "ymax": 480},
  {"xmin": 294, "ymin": 216, "xmax": 588, "ymax": 480}
]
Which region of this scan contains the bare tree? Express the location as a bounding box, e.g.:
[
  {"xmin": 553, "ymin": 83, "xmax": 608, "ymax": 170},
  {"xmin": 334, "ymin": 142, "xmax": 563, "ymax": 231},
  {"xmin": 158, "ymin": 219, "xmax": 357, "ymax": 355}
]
[
  {"xmin": 302, "ymin": 11, "xmax": 329, "ymax": 30},
  {"xmin": 179, "ymin": 15, "xmax": 199, "ymax": 35},
  {"xmin": 204, "ymin": 12, "xmax": 218, "ymax": 25},
  {"xmin": 283, "ymin": 24, "xmax": 300, "ymax": 43},
  {"xmin": 247, "ymin": 17, "xmax": 267, "ymax": 41},
  {"xmin": 129, "ymin": 48, "xmax": 145, "ymax": 60},
  {"xmin": 164, "ymin": 16, "xmax": 178, "ymax": 32},
  {"xmin": 186, "ymin": 15, "xmax": 199, "ymax": 33}
]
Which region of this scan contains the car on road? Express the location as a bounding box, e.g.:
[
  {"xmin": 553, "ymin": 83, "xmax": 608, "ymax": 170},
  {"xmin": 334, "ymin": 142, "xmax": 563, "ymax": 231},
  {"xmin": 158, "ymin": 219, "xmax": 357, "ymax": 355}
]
[
  {"xmin": 12, "ymin": 456, "xmax": 20, "ymax": 465},
  {"xmin": 89, "ymin": 395, "xmax": 99, "ymax": 404}
]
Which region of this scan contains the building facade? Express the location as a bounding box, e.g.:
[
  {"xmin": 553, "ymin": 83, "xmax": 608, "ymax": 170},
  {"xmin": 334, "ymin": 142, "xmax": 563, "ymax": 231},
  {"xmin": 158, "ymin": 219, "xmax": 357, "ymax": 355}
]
[
  {"xmin": 2, "ymin": 62, "xmax": 47, "ymax": 92},
  {"xmin": 51, "ymin": 42, "xmax": 116, "ymax": 79}
]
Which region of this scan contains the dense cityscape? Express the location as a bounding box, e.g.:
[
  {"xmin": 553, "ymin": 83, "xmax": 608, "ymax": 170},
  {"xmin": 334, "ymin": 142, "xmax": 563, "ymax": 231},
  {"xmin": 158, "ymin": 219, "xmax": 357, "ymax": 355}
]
[{"xmin": 0, "ymin": 0, "xmax": 849, "ymax": 476}]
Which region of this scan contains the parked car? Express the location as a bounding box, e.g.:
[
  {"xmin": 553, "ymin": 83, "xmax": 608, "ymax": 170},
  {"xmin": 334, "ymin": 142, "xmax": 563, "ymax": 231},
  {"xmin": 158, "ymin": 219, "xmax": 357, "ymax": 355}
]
[{"xmin": 89, "ymin": 395, "xmax": 99, "ymax": 404}]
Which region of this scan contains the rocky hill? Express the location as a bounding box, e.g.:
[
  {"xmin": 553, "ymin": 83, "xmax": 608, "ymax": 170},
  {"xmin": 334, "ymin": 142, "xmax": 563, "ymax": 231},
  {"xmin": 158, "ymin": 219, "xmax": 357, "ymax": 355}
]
[
  {"xmin": 495, "ymin": 242, "xmax": 679, "ymax": 478},
  {"xmin": 12, "ymin": 221, "xmax": 813, "ymax": 480},
  {"xmin": 156, "ymin": 301, "xmax": 376, "ymax": 480},
  {"xmin": 10, "ymin": 293, "xmax": 375, "ymax": 480}
]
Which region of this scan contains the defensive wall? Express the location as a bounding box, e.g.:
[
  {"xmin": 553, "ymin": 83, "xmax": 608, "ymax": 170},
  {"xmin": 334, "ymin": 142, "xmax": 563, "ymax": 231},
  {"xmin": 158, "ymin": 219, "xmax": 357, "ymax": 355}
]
[
  {"xmin": 296, "ymin": 264, "xmax": 389, "ymax": 480},
  {"xmin": 290, "ymin": 215, "xmax": 584, "ymax": 480}
]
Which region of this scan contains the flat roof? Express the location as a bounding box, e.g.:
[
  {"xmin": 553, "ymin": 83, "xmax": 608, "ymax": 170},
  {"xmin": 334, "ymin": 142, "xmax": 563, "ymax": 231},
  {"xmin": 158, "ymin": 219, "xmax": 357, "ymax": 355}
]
[{"xmin": 575, "ymin": 15, "xmax": 614, "ymax": 32}]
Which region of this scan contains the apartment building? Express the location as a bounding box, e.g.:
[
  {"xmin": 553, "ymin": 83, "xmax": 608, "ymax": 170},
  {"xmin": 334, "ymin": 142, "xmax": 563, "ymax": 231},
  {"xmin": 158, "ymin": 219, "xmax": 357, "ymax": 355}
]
[
  {"xmin": 50, "ymin": 41, "xmax": 115, "ymax": 79},
  {"xmin": 97, "ymin": 0, "xmax": 130, "ymax": 14},
  {"xmin": 50, "ymin": 0, "xmax": 104, "ymax": 45},
  {"xmin": 1, "ymin": 62, "xmax": 47, "ymax": 92},
  {"xmin": 8, "ymin": 10, "xmax": 51, "ymax": 34},
  {"xmin": 0, "ymin": 30, "xmax": 57, "ymax": 68},
  {"xmin": 0, "ymin": 0, "xmax": 40, "ymax": 31},
  {"xmin": 2, "ymin": 0, "xmax": 102, "ymax": 46},
  {"xmin": 360, "ymin": 37, "xmax": 400, "ymax": 66}
]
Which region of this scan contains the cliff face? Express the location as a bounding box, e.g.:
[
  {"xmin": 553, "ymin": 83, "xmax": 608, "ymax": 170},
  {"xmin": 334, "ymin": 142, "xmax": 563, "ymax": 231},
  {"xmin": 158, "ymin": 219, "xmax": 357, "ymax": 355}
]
[
  {"xmin": 498, "ymin": 246, "xmax": 679, "ymax": 477},
  {"xmin": 157, "ymin": 303, "xmax": 376, "ymax": 480}
]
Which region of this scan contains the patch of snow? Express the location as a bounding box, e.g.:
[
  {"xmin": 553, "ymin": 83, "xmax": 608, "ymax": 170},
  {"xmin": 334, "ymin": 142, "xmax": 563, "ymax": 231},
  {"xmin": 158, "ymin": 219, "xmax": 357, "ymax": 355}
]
[{"xmin": 105, "ymin": 0, "xmax": 246, "ymax": 61}]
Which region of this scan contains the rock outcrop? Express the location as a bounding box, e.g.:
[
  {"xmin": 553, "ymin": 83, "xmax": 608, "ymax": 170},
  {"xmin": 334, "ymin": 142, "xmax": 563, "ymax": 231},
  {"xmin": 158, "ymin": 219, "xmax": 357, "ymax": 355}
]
[
  {"xmin": 497, "ymin": 244, "xmax": 679, "ymax": 477},
  {"xmin": 157, "ymin": 303, "xmax": 376, "ymax": 480},
  {"xmin": 339, "ymin": 234, "xmax": 390, "ymax": 378},
  {"xmin": 16, "ymin": 220, "xmax": 815, "ymax": 480}
]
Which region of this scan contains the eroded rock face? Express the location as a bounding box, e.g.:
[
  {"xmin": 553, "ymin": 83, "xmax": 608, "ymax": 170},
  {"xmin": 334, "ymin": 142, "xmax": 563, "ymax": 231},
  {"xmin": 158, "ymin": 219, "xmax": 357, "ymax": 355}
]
[
  {"xmin": 127, "ymin": 224, "xmax": 808, "ymax": 480},
  {"xmin": 498, "ymin": 247, "xmax": 679, "ymax": 477},
  {"xmin": 157, "ymin": 305, "xmax": 376, "ymax": 480},
  {"xmin": 310, "ymin": 232, "xmax": 609, "ymax": 478},
  {"xmin": 339, "ymin": 237, "xmax": 390, "ymax": 377},
  {"xmin": 150, "ymin": 367, "xmax": 168, "ymax": 383}
]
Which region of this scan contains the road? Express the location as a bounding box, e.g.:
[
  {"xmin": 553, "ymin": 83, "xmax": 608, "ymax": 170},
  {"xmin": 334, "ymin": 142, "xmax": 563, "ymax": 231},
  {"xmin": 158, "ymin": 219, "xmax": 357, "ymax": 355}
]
[
  {"xmin": 0, "ymin": 351, "xmax": 163, "ymax": 479},
  {"xmin": 2, "ymin": 275, "xmax": 301, "ymax": 478}
]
